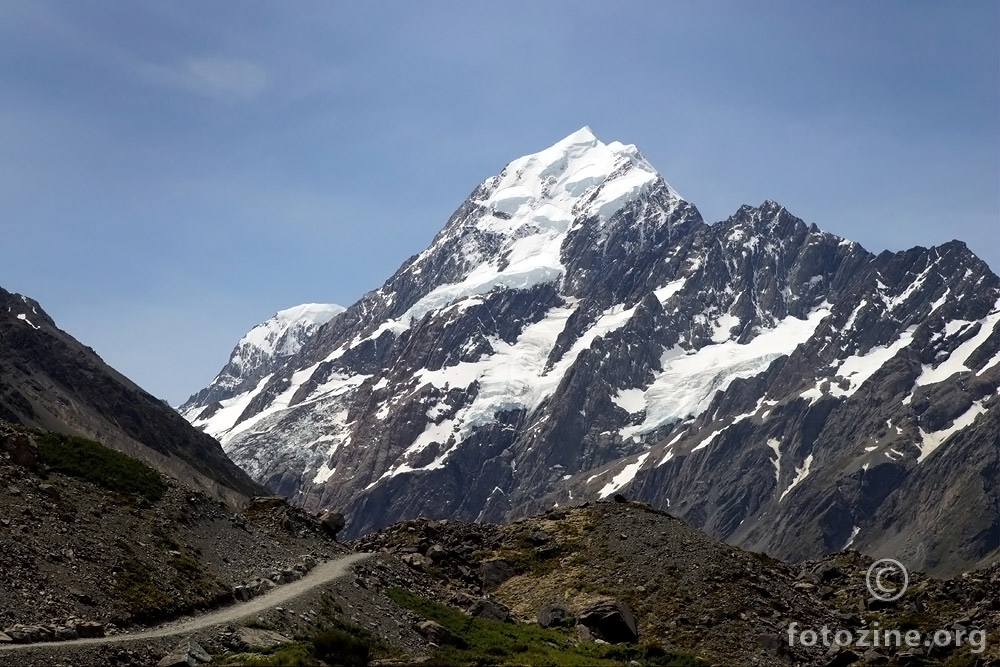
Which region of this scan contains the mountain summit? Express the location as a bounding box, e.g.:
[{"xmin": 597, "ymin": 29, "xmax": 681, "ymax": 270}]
[{"xmin": 181, "ymin": 129, "xmax": 999, "ymax": 575}]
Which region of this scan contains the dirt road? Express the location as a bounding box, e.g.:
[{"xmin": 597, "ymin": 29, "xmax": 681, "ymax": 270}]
[{"xmin": 0, "ymin": 552, "xmax": 371, "ymax": 652}]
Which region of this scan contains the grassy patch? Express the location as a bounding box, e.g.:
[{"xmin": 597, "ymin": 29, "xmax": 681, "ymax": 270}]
[
  {"xmin": 111, "ymin": 540, "xmax": 227, "ymax": 625},
  {"xmin": 219, "ymin": 620, "xmax": 380, "ymax": 666},
  {"xmin": 34, "ymin": 431, "xmax": 166, "ymax": 502},
  {"xmin": 217, "ymin": 642, "xmax": 314, "ymax": 666},
  {"xmin": 167, "ymin": 549, "xmax": 228, "ymax": 601},
  {"xmin": 386, "ymin": 587, "xmax": 708, "ymax": 666},
  {"xmin": 314, "ymin": 593, "xmax": 390, "ymax": 654},
  {"xmin": 169, "ymin": 551, "xmax": 203, "ymax": 579},
  {"xmin": 114, "ymin": 555, "xmax": 176, "ymax": 622}
]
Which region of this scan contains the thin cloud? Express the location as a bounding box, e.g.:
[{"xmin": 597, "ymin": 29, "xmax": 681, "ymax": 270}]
[{"xmin": 141, "ymin": 56, "xmax": 271, "ymax": 100}]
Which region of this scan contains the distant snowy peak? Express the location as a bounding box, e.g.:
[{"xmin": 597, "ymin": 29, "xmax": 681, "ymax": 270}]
[
  {"xmin": 179, "ymin": 303, "xmax": 344, "ymax": 413},
  {"xmin": 236, "ymin": 303, "xmax": 345, "ymax": 363}
]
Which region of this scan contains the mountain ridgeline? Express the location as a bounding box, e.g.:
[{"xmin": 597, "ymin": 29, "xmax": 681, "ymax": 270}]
[
  {"xmin": 181, "ymin": 127, "xmax": 1000, "ymax": 575},
  {"xmin": 0, "ymin": 288, "xmax": 263, "ymax": 504}
]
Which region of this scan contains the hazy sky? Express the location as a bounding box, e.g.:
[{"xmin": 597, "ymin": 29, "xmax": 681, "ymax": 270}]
[{"xmin": 1, "ymin": 2, "xmax": 997, "ymax": 405}]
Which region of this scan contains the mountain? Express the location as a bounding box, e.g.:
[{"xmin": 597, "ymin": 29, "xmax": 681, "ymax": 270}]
[
  {"xmin": 181, "ymin": 127, "xmax": 1000, "ymax": 575},
  {"xmin": 0, "ymin": 287, "xmax": 264, "ymax": 504},
  {"xmin": 181, "ymin": 303, "xmax": 344, "ymax": 422}
]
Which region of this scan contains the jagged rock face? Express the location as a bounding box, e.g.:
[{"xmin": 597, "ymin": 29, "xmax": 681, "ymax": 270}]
[
  {"xmin": 181, "ymin": 127, "xmax": 1000, "ymax": 575},
  {"xmin": 0, "ymin": 289, "xmax": 264, "ymax": 503}
]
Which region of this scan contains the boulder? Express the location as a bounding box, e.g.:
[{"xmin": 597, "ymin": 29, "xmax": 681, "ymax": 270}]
[
  {"xmin": 318, "ymin": 511, "xmax": 346, "ymax": 538},
  {"xmin": 255, "ymin": 579, "xmax": 277, "ymax": 596},
  {"xmin": 525, "ymin": 530, "xmax": 551, "ymax": 544},
  {"xmin": 75, "ymin": 621, "xmax": 105, "ymax": 638},
  {"xmin": 426, "ymin": 544, "xmax": 448, "ymax": 561},
  {"xmin": 54, "ymin": 625, "xmax": 78, "ymax": 641},
  {"xmin": 237, "ymin": 627, "xmax": 291, "ymax": 650},
  {"xmin": 812, "ymin": 562, "xmax": 843, "ymax": 583},
  {"xmin": 400, "ymin": 553, "xmax": 432, "ymax": 569},
  {"xmin": 157, "ymin": 638, "xmax": 212, "ymax": 666},
  {"xmin": 2, "ymin": 433, "xmax": 37, "ymax": 469},
  {"xmin": 469, "ymin": 598, "xmax": 511, "ymax": 623},
  {"xmin": 15, "ymin": 625, "xmax": 52, "ymax": 643},
  {"xmin": 2, "ymin": 627, "xmax": 24, "ymax": 644},
  {"xmin": 415, "ymin": 620, "xmax": 462, "ymax": 647},
  {"xmin": 537, "ymin": 603, "xmax": 573, "ymax": 628},
  {"xmin": 37, "ymin": 483, "xmax": 60, "ymax": 499},
  {"xmin": 480, "ymin": 558, "xmax": 515, "ymax": 590},
  {"xmin": 577, "ymin": 598, "xmax": 638, "ymax": 644},
  {"xmin": 0, "ymin": 632, "xmax": 11, "ymax": 643},
  {"xmin": 248, "ymin": 496, "xmax": 287, "ymax": 510}
]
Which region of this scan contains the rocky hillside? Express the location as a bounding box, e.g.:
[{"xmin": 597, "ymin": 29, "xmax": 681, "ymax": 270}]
[
  {"xmin": 0, "ymin": 420, "xmax": 347, "ymax": 636},
  {"xmin": 352, "ymin": 500, "xmax": 1000, "ymax": 667},
  {"xmin": 3, "ymin": 440, "xmax": 996, "ymax": 667},
  {"xmin": 181, "ymin": 127, "xmax": 999, "ymax": 575},
  {"xmin": 0, "ymin": 287, "xmax": 263, "ymax": 504}
]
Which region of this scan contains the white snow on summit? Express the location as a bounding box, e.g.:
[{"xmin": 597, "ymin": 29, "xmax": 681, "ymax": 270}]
[
  {"xmin": 182, "ymin": 302, "xmax": 343, "ymax": 423},
  {"xmin": 377, "ymin": 127, "xmax": 680, "ymax": 335},
  {"xmin": 235, "ymin": 303, "xmax": 345, "ymax": 364}
]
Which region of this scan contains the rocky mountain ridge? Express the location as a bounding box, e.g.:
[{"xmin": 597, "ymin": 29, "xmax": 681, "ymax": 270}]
[
  {"xmin": 181, "ymin": 127, "xmax": 999, "ymax": 576},
  {"xmin": 0, "ymin": 288, "xmax": 263, "ymax": 504},
  {"xmin": 183, "ymin": 302, "xmax": 344, "ymax": 416}
]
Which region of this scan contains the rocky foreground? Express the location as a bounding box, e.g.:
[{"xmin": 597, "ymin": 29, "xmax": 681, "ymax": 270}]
[
  {"xmin": 0, "ymin": 422, "xmax": 347, "ymax": 638},
  {"xmin": 352, "ymin": 500, "xmax": 1000, "ymax": 666},
  {"xmin": 2, "ymin": 421, "xmax": 997, "ymax": 666}
]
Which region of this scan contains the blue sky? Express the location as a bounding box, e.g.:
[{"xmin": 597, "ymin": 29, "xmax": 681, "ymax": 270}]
[{"xmin": 1, "ymin": 1, "xmax": 997, "ymax": 405}]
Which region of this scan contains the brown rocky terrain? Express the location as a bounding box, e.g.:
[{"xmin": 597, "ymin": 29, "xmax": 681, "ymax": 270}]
[
  {"xmin": 352, "ymin": 500, "xmax": 1000, "ymax": 667},
  {"xmin": 2, "ymin": 420, "xmax": 997, "ymax": 666},
  {"xmin": 0, "ymin": 421, "xmax": 348, "ymax": 636}
]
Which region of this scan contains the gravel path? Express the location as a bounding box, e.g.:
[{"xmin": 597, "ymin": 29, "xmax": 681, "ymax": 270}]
[{"xmin": 0, "ymin": 552, "xmax": 372, "ymax": 653}]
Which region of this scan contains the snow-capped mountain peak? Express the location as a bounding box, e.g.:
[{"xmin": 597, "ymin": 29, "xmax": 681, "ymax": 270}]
[
  {"xmin": 476, "ymin": 126, "xmax": 671, "ymax": 223},
  {"xmin": 179, "ymin": 302, "xmax": 344, "ymax": 416},
  {"xmin": 380, "ymin": 128, "xmax": 694, "ymax": 336},
  {"xmin": 181, "ymin": 129, "xmax": 999, "ymax": 576},
  {"xmin": 238, "ymin": 303, "xmax": 345, "ymax": 361}
]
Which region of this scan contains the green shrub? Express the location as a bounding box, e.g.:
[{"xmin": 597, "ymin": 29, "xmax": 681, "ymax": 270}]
[
  {"xmin": 312, "ymin": 628, "xmax": 371, "ymax": 667},
  {"xmin": 34, "ymin": 431, "xmax": 166, "ymax": 502},
  {"xmin": 217, "ymin": 642, "xmax": 313, "ymax": 666}
]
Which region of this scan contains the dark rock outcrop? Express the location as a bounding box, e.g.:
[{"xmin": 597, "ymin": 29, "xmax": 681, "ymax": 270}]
[
  {"xmin": 576, "ymin": 597, "xmax": 638, "ymax": 644},
  {"xmin": 157, "ymin": 638, "xmax": 212, "ymax": 666}
]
